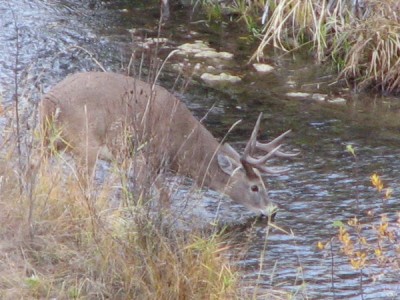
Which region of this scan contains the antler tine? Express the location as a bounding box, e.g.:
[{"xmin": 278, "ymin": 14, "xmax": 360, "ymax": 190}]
[
  {"xmin": 240, "ymin": 113, "xmax": 263, "ymax": 179},
  {"xmin": 240, "ymin": 113, "xmax": 298, "ymax": 176},
  {"xmin": 243, "ymin": 144, "xmax": 282, "ymax": 166},
  {"xmin": 243, "ymin": 112, "xmax": 262, "ymax": 157},
  {"xmin": 257, "ymin": 165, "xmax": 290, "ymax": 175},
  {"xmin": 242, "ymin": 144, "xmax": 291, "ymax": 175},
  {"xmin": 256, "ymin": 129, "xmax": 300, "ymax": 158}
]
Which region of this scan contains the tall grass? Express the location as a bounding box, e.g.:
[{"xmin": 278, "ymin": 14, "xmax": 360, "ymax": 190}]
[
  {"xmin": 334, "ymin": 15, "xmax": 400, "ymax": 93},
  {"xmin": 0, "ymin": 120, "xmax": 238, "ymax": 299},
  {"xmin": 251, "ymin": 0, "xmax": 400, "ymax": 93},
  {"xmin": 253, "ymin": 0, "xmax": 338, "ymax": 61},
  {"xmin": 199, "ymin": 0, "xmax": 267, "ymax": 33}
]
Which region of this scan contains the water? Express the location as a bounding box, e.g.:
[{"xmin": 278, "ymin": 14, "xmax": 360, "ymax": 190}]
[{"xmin": 1, "ymin": 1, "xmax": 399, "ymax": 298}]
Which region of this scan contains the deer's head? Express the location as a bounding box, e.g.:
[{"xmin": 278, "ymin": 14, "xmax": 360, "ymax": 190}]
[{"xmin": 216, "ymin": 113, "xmax": 298, "ymax": 215}]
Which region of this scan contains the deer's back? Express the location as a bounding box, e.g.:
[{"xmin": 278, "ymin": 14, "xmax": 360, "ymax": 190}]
[{"xmin": 40, "ymin": 72, "xmax": 214, "ymax": 173}]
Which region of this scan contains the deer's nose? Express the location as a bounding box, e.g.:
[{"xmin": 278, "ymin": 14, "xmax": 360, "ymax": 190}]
[{"xmin": 260, "ymin": 210, "xmax": 276, "ymax": 222}]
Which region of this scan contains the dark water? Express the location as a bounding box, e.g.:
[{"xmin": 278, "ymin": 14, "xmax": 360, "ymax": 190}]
[{"xmin": 1, "ymin": 1, "xmax": 399, "ymax": 299}]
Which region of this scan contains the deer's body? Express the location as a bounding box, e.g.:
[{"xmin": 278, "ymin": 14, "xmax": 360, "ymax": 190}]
[{"xmin": 40, "ymin": 72, "xmax": 297, "ymax": 214}]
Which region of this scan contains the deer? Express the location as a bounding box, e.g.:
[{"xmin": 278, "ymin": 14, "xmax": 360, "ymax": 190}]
[{"xmin": 39, "ymin": 72, "xmax": 298, "ymax": 216}]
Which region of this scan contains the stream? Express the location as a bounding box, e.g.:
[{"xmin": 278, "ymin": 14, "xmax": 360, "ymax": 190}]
[{"xmin": 1, "ymin": 0, "xmax": 400, "ymax": 299}]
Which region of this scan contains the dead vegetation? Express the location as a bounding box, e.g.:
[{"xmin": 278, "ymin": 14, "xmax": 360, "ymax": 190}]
[
  {"xmin": 253, "ymin": 0, "xmax": 400, "ymax": 93},
  {"xmin": 0, "ymin": 109, "xmax": 239, "ymax": 299},
  {"xmin": 199, "ymin": 0, "xmax": 400, "ymax": 93}
]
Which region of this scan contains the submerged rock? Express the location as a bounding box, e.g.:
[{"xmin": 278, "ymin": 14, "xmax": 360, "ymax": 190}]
[
  {"xmin": 328, "ymin": 97, "xmax": 346, "ymax": 104},
  {"xmin": 286, "ymin": 91, "xmax": 346, "ymax": 104},
  {"xmin": 286, "ymin": 92, "xmax": 311, "ymax": 98},
  {"xmin": 177, "ymin": 40, "xmax": 234, "ymax": 60},
  {"xmin": 141, "ymin": 37, "xmax": 169, "ymax": 49},
  {"xmin": 311, "ymin": 93, "xmax": 328, "ymax": 101},
  {"xmin": 177, "ymin": 40, "xmax": 215, "ymax": 55},
  {"xmin": 253, "ymin": 63, "xmax": 274, "ymax": 73},
  {"xmin": 200, "ymin": 72, "xmax": 241, "ymax": 85},
  {"xmin": 194, "ymin": 50, "xmax": 233, "ymax": 60}
]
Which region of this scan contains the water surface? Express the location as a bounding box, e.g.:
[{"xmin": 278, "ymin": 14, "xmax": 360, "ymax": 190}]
[{"xmin": 1, "ymin": 1, "xmax": 399, "ymax": 299}]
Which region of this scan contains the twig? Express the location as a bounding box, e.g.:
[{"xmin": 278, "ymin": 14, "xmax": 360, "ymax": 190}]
[
  {"xmin": 67, "ymin": 45, "xmax": 106, "ymax": 72},
  {"xmin": 330, "ymin": 237, "xmax": 336, "ymax": 299},
  {"xmin": 9, "ymin": 5, "xmax": 23, "ymax": 194}
]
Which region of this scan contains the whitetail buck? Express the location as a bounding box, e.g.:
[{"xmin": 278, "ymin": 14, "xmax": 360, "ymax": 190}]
[{"xmin": 40, "ymin": 72, "xmax": 298, "ymax": 215}]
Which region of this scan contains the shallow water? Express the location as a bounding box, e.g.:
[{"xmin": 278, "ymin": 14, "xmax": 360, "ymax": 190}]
[{"xmin": 1, "ymin": 1, "xmax": 400, "ymax": 298}]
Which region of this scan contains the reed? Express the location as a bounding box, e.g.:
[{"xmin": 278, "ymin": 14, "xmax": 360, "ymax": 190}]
[{"xmin": 252, "ymin": 0, "xmax": 400, "ymax": 93}]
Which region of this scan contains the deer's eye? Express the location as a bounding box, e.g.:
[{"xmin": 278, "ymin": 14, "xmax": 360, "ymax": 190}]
[{"xmin": 251, "ymin": 185, "xmax": 259, "ymax": 192}]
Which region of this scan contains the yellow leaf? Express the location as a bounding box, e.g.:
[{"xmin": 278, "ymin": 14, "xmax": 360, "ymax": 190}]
[
  {"xmin": 346, "ymin": 144, "xmax": 356, "ymax": 157},
  {"xmin": 375, "ymin": 248, "xmax": 382, "ymax": 257},
  {"xmin": 379, "ymin": 222, "xmax": 388, "ymax": 236},
  {"xmin": 350, "ymin": 252, "xmax": 367, "ymax": 270},
  {"xmin": 317, "ymin": 241, "xmax": 325, "ymax": 250},
  {"xmin": 370, "ymin": 173, "xmax": 383, "ymax": 192},
  {"xmin": 350, "ymin": 258, "xmax": 361, "ymax": 269}
]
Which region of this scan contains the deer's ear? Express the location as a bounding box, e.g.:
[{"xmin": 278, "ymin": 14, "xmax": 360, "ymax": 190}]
[
  {"xmin": 222, "ymin": 143, "xmax": 241, "ymax": 162},
  {"xmin": 217, "ymin": 153, "xmax": 236, "ymax": 175}
]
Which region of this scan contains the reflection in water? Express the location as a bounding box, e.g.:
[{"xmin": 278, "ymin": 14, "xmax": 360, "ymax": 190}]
[{"xmin": 1, "ymin": 0, "xmax": 399, "ymax": 299}]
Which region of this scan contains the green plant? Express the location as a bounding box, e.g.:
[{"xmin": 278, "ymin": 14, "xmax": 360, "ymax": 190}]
[{"xmin": 200, "ymin": 0, "xmax": 224, "ymax": 22}]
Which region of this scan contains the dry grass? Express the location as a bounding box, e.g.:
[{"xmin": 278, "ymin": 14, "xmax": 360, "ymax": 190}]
[
  {"xmin": 335, "ymin": 15, "xmax": 400, "ymax": 93},
  {"xmin": 250, "ymin": 0, "xmax": 400, "ymax": 93},
  {"xmin": 0, "ymin": 128, "xmax": 238, "ymax": 299}
]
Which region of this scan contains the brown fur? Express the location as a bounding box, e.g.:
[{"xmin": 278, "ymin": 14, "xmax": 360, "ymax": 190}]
[{"xmin": 40, "ymin": 72, "xmax": 275, "ymax": 213}]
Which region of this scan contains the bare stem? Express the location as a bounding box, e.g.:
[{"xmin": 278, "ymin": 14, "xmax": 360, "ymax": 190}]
[{"xmin": 9, "ymin": 6, "xmax": 23, "ymax": 194}]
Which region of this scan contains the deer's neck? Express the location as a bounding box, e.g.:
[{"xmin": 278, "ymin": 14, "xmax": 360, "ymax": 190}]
[
  {"xmin": 145, "ymin": 92, "xmax": 231, "ymax": 192},
  {"xmin": 169, "ymin": 121, "xmax": 231, "ymax": 191}
]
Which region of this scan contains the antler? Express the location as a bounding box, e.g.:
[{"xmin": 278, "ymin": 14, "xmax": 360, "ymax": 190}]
[{"xmin": 240, "ymin": 113, "xmax": 299, "ymax": 175}]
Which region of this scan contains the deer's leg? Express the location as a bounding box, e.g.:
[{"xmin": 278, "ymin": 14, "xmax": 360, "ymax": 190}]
[
  {"xmin": 130, "ymin": 153, "xmax": 171, "ymax": 207},
  {"xmin": 72, "ymin": 140, "xmax": 101, "ymax": 188},
  {"xmin": 134, "ymin": 156, "xmax": 170, "ymax": 204},
  {"xmin": 154, "ymin": 174, "xmax": 171, "ymax": 207}
]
